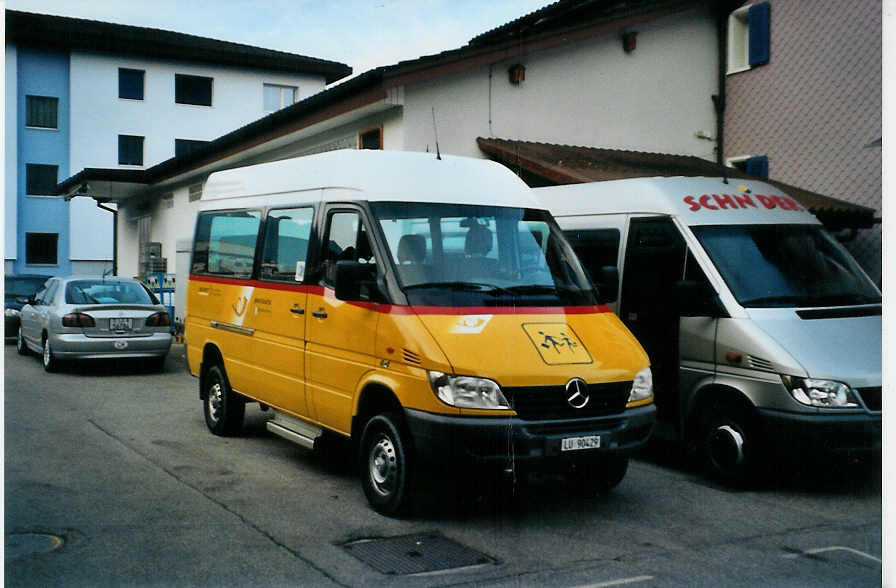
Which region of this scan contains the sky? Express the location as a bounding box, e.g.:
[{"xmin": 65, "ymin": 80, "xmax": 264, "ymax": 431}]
[{"xmin": 6, "ymin": 0, "xmax": 553, "ymax": 77}]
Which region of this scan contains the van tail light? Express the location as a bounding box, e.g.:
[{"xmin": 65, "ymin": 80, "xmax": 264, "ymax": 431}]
[
  {"xmin": 62, "ymin": 312, "xmax": 96, "ymax": 327},
  {"xmin": 146, "ymin": 312, "xmax": 171, "ymax": 327}
]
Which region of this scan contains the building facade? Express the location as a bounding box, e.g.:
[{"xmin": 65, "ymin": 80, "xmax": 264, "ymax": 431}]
[
  {"xmin": 5, "ymin": 10, "xmax": 350, "ymax": 276},
  {"xmin": 723, "ymin": 0, "xmax": 882, "ymax": 284}
]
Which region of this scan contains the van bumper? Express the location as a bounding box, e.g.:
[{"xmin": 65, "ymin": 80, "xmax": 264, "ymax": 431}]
[
  {"xmin": 758, "ymin": 408, "xmax": 881, "ymax": 455},
  {"xmin": 405, "ymin": 404, "xmax": 656, "ymax": 468}
]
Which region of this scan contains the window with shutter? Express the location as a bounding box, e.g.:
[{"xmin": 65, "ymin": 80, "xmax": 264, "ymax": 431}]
[
  {"xmin": 25, "ymin": 96, "xmax": 58, "ymax": 129},
  {"xmin": 118, "ymin": 135, "xmax": 145, "ymax": 166},
  {"xmin": 748, "ymin": 2, "xmax": 771, "ymax": 66}
]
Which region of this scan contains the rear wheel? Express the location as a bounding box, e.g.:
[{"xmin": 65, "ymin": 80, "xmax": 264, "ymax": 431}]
[
  {"xmin": 16, "ymin": 327, "xmax": 29, "ymax": 355},
  {"xmin": 360, "ymin": 412, "xmax": 413, "ymax": 516},
  {"xmin": 203, "ymin": 364, "xmax": 245, "ymax": 436},
  {"xmin": 42, "ymin": 336, "xmax": 58, "ymax": 372}
]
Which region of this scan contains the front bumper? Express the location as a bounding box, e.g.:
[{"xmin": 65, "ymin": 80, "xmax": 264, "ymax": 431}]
[
  {"xmin": 49, "ymin": 331, "xmax": 172, "ymax": 359},
  {"xmin": 405, "ymin": 403, "xmax": 656, "ymax": 468},
  {"xmin": 758, "ymin": 408, "xmax": 881, "ymax": 455}
]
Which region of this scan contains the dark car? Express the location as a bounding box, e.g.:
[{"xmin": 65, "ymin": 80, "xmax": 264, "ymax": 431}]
[{"xmin": 5, "ymin": 275, "xmax": 49, "ymax": 340}]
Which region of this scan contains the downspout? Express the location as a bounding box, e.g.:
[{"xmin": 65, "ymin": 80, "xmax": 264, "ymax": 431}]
[
  {"xmin": 711, "ymin": 3, "xmax": 730, "ymax": 167},
  {"xmin": 96, "ymin": 202, "xmax": 118, "ymax": 276}
]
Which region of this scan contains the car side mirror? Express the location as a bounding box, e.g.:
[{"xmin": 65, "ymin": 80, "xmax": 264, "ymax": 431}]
[
  {"xmin": 26, "ymin": 294, "xmax": 38, "ymax": 306},
  {"xmin": 596, "ymin": 265, "xmax": 619, "ymax": 304},
  {"xmin": 676, "ymin": 280, "xmax": 728, "ymax": 318},
  {"xmin": 333, "ymin": 261, "xmax": 379, "ymax": 302},
  {"xmin": 16, "ymin": 296, "xmax": 30, "ymax": 305}
]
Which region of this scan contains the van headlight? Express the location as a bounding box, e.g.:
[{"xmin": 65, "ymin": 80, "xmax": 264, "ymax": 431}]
[
  {"xmin": 781, "ymin": 375, "xmax": 859, "ymax": 408},
  {"xmin": 628, "ymin": 367, "xmax": 653, "ymax": 404},
  {"xmin": 427, "ymin": 371, "xmax": 510, "ymax": 410}
]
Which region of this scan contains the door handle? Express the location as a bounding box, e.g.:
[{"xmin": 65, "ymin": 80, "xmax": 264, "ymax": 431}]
[
  {"xmin": 290, "ymin": 307, "xmax": 305, "ymax": 315},
  {"xmin": 311, "ymin": 310, "xmax": 328, "ymax": 319}
]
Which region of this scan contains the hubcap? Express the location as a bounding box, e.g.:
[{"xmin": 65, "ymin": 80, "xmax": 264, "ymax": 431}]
[
  {"xmin": 208, "ymin": 382, "xmax": 223, "ymax": 423},
  {"xmin": 17, "ymin": 328, "xmax": 23, "ymax": 350},
  {"xmin": 369, "ymin": 435, "xmax": 397, "ymax": 497},
  {"xmin": 43, "ymin": 340, "xmax": 50, "ymax": 366},
  {"xmin": 709, "ymin": 424, "xmax": 745, "ymax": 473}
]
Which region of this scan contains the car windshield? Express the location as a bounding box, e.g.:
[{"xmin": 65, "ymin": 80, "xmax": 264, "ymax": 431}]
[
  {"xmin": 5, "ymin": 277, "xmax": 47, "ymax": 298},
  {"xmin": 65, "ymin": 280, "xmax": 155, "ymax": 305},
  {"xmin": 371, "ymin": 202, "xmax": 597, "ymax": 307},
  {"xmin": 691, "ymin": 224, "xmax": 881, "ymax": 308}
]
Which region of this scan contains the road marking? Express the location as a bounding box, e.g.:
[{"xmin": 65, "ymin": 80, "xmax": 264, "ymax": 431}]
[
  {"xmin": 783, "ymin": 546, "xmax": 881, "ymax": 564},
  {"xmin": 573, "ymin": 575, "xmax": 655, "ymax": 588}
]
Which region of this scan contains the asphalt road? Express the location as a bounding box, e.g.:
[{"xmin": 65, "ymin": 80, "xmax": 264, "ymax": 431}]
[{"xmin": 4, "ymin": 344, "xmax": 882, "ymax": 587}]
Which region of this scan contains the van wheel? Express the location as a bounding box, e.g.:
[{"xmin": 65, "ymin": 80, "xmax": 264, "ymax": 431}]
[
  {"xmin": 360, "ymin": 412, "xmax": 412, "ymax": 516},
  {"xmin": 42, "ymin": 336, "xmax": 58, "ymax": 372},
  {"xmin": 203, "ymin": 364, "xmax": 245, "ymax": 436},
  {"xmin": 17, "ymin": 327, "xmax": 29, "ymax": 356},
  {"xmin": 702, "ymin": 400, "xmax": 759, "ymax": 485},
  {"xmin": 570, "ymin": 455, "xmax": 629, "ymax": 495}
]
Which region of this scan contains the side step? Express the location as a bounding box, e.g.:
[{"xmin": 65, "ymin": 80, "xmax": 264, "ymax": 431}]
[{"xmin": 266, "ymin": 411, "xmax": 322, "ymax": 450}]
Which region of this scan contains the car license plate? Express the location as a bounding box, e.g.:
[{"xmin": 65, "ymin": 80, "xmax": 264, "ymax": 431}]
[
  {"xmin": 109, "ymin": 318, "xmax": 132, "ymax": 331},
  {"xmin": 561, "ymin": 435, "xmax": 601, "ymax": 451}
]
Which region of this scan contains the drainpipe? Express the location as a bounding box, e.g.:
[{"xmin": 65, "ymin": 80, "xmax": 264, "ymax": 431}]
[
  {"xmin": 711, "ymin": 3, "xmax": 731, "ymax": 166},
  {"xmin": 96, "ymin": 202, "xmax": 118, "ymax": 276}
]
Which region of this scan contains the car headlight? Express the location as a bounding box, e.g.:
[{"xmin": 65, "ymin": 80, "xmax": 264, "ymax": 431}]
[
  {"xmin": 5, "ymin": 308, "xmax": 20, "ymax": 317},
  {"xmin": 628, "ymin": 367, "xmax": 653, "ymax": 404},
  {"xmin": 781, "ymin": 375, "xmax": 860, "ymax": 408},
  {"xmin": 427, "ymin": 371, "xmax": 510, "ymax": 410}
]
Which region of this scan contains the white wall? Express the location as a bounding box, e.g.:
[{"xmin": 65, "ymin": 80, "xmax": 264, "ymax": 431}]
[
  {"xmin": 5, "ymin": 44, "xmax": 17, "ymax": 262},
  {"xmin": 69, "ymin": 51, "xmax": 328, "ymax": 263},
  {"xmin": 403, "ymin": 7, "xmax": 718, "ymax": 161}
]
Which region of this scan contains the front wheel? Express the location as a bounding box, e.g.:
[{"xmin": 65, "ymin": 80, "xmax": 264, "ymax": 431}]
[
  {"xmin": 702, "ymin": 400, "xmax": 761, "ymax": 486},
  {"xmin": 16, "ymin": 327, "xmax": 29, "ymax": 356},
  {"xmin": 203, "ymin": 364, "xmax": 245, "ymax": 436},
  {"xmin": 359, "ymin": 413, "xmax": 413, "ymax": 516}
]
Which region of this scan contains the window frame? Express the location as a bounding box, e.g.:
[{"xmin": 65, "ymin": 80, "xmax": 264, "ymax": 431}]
[
  {"xmin": 175, "ymin": 73, "xmax": 214, "ymax": 107},
  {"xmin": 25, "ymin": 232, "xmax": 59, "ymax": 266},
  {"xmin": 118, "ymin": 68, "xmax": 145, "ymax": 100},
  {"xmin": 190, "ymin": 208, "xmax": 264, "ymax": 280},
  {"xmin": 118, "ymin": 134, "xmax": 145, "ymax": 166},
  {"xmin": 358, "ymin": 126, "xmax": 383, "ymax": 150},
  {"xmin": 25, "ymin": 163, "xmax": 59, "ymax": 197},
  {"xmin": 259, "ymin": 206, "xmax": 316, "ymax": 284},
  {"xmin": 263, "ymin": 83, "xmax": 298, "ymax": 112},
  {"xmin": 25, "ymin": 95, "xmax": 59, "ymax": 129}
]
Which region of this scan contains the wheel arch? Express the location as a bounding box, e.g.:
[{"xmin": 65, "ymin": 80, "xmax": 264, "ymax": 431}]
[
  {"xmin": 352, "ymin": 379, "xmax": 404, "ymax": 441},
  {"xmin": 684, "ymin": 382, "xmax": 758, "ymax": 445},
  {"xmin": 199, "ymin": 343, "xmax": 225, "ymax": 400}
]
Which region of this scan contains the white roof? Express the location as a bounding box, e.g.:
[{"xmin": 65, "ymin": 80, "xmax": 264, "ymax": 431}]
[
  {"xmin": 201, "ymin": 149, "xmax": 540, "ymax": 210},
  {"xmin": 536, "ymin": 176, "xmax": 821, "ymax": 226}
]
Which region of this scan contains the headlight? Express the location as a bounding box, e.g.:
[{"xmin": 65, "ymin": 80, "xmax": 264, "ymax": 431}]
[
  {"xmin": 781, "ymin": 375, "xmax": 860, "ymax": 408},
  {"xmin": 5, "ymin": 308, "xmax": 20, "ymax": 317},
  {"xmin": 427, "ymin": 371, "xmax": 510, "ymax": 410},
  {"xmin": 628, "ymin": 367, "xmax": 653, "ymax": 404}
]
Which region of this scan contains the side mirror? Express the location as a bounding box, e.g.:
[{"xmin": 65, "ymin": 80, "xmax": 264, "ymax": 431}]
[
  {"xmin": 16, "ymin": 296, "xmax": 30, "ymax": 305},
  {"xmin": 596, "ymin": 265, "xmax": 619, "ymax": 304},
  {"xmin": 333, "ymin": 261, "xmax": 379, "ymax": 302},
  {"xmin": 26, "ymin": 294, "xmax": 38, "ymax": 306},
  {"xmin": 676, "ymin": 280, "xmax": 728, "ymax": 318}
]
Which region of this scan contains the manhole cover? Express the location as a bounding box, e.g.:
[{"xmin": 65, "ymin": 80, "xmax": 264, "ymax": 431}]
[
  {"xmin": 342, "ymin": 532, "xmax": 495, "ymax": 575},
  {"xmin": 6, "ymin": 533, "xmax": 64, "ymax": 558}
]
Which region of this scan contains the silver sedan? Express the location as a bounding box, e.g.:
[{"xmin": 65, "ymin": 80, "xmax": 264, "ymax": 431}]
[{"xmin": 17, "ymin": 276, "xmax": 172, "ymax": 372}]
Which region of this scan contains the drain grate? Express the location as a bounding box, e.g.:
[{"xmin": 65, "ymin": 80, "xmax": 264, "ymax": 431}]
[
  {"xmin": 6, "ymin": 533, "xmax": 64, "ymax": 558},
  {"xmin": 342, "ymin": 532, "xmax": 496, "ymax": 575}
]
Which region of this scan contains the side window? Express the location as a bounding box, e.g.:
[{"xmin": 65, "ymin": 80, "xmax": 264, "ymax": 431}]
[
  {"xmin": 192, "ymin": 210, "xmax": 262, "ymax": 279},
  {"xmin": 321, "ymin": 211, "xmax": 376, "ymax": 286},
  {"xmin": 565, "ymin": 228, "xmax": 621, "ymax": 276},
  {"xmin": 260, "ymin": 207, "xmax": 314, "ymax": 282},
  {"xmin": 42, "ymin": 280, "xmax": 59, "ymax": 305}
]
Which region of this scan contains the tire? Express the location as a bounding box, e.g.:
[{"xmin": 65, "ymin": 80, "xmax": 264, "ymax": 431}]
[
  {"xmin": 702, "ymin": 399, "xmax": 760, "ymax": 486},
  {"xmin": 203, "ymin": 364, "xmax": 245, "ymax": 436},
  {"xmin": 42, "ymin": 336, "xmax": 58, "ymax": 372},
  {"xmin": 16, "ymin": 327, "xmax": 29, "ymax": 356},
  {"xmin": 359, "ymin": 412, "xmax": 413, "ymax": 516},
  {"xmin": 569, "ymin": 454, "xmax": 629, "ymax": 495}
]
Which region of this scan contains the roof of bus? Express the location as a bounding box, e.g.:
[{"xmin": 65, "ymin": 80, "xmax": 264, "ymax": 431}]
[
  {"xmin": 201, "ymin": 149, "xmax": 540, "ymax": 209},
  {"xmin": 536, "ymin": 176, "xmax": 821, "ymax": 226}
]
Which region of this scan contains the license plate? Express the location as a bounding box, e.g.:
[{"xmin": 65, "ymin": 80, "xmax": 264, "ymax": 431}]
[
  {"xmin": 561, "ymin": 435, "xmax": 601, "ymax": 452},
  {"xmin": 109, "ymin": 318, "xmax": 132, "ymax": 331}
]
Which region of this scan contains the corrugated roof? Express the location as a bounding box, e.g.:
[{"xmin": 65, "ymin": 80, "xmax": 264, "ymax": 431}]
[
  {"xmin": 477, "ymin": 137, "xmax": 876, "ymax": 230},
  {"xmin": 7, "ymin": 10, "xmax": 351, "ymax": 83}
]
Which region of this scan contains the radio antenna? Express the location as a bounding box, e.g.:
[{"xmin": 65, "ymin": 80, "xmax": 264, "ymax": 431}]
[{"xmin": 431, "ymin": 107, "xmax": 441, "ymax": 160}]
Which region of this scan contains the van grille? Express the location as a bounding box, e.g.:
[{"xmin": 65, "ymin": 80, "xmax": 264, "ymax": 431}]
[
  {"xmin": 747, "ymin": 355, "xmax": 774, "ymax": 372},
  {"xmin": 402, "ymin": 349, "xmax": 422, "ymax": 365},
  {"xmin": 503, "ymin": 381, "xmax": 631, "ymax": 421},
  {"xmin": 856, "ymin": 387, "xmax": 881, "ymax": 412}
]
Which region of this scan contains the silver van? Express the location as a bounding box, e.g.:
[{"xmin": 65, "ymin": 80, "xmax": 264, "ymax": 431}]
[{"xmin": 537, "ymin": 177, "xmax": 881, "ymax": 483}]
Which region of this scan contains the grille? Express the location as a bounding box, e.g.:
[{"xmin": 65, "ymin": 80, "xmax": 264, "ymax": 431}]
[
  {"xmin": 747, "ymin": 355, "xmax": 774, "ymax": 371},
  {"xmin": 503, "ymin": 381, "xmax": 631, "ymax": 420},
  {"xmin": 857, "ymin": 387, "xmax": 881, "ymax": 412},
  {"xmin": 402, "ymin": 349, "xmax": 422, "ymax": 365}
]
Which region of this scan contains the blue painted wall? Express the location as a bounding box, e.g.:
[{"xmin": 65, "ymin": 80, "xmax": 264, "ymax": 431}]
[{"xmin": 16, "ymin": 48, "xmax": 70, "ymax": 276}]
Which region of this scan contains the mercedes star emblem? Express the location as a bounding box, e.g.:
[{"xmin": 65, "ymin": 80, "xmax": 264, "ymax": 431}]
[{"xmin": 566, "ymin": 378, "xmax": 589, "ymax": 409}]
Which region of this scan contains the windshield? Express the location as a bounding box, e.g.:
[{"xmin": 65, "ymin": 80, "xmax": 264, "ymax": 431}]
[
  {"xmin": 65, "ymin": 280, "xmax": 155, "ymax": 305},
  {"xmin": 5, "ymin": 277, "xmax": 48, "ymax": 298},
  {"xmin": 692, "ymin": 224, "xmax": 880, "ymax": 308},
  {"xmin": 371, "ymin": 202, "xmax": 597, "ymax": 307}
]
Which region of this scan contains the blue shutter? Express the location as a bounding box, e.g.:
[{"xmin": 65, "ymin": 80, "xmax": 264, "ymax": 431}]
[
  {"xmin": 745, "ymin": 155, "xmax": 769, "ymax": 178},
  {"xmin": 748, "ymin": 2, "xmax": 770, "ymax": 66}
]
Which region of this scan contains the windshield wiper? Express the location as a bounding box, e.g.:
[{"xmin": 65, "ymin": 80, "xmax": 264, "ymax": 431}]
[
  {"xmin": 502, "ymin": 284, "xmax": 559, "ymax": 295},
  {"xmin": 403, "ymin": 281, "xmax": 513, "ymax": 296},
  {"xmin": 738, "ymin": 295, "xmax": 806, "ymax": 307}
]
